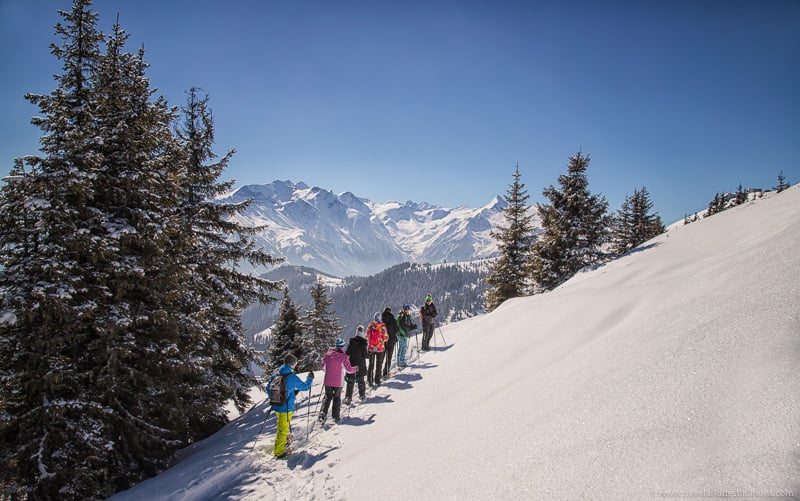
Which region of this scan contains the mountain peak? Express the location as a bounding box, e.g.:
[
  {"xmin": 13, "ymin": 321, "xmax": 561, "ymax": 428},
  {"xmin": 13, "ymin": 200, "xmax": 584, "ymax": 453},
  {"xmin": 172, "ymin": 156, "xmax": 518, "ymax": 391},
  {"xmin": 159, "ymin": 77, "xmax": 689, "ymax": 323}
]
[
  {"xmin": 483, "ymin": 195, "xmax": 506, "ymax": 210},
  {"xmin": 218, "ymin": 180, "xmax": 515, "ymax": 276}
]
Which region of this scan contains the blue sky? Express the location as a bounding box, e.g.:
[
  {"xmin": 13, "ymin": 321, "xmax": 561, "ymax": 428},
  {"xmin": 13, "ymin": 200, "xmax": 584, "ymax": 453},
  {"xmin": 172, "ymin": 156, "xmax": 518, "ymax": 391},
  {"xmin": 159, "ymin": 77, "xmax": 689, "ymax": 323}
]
[{"xmin": 1, "ymin": 0, "xmax": 798, "ymax": 225}]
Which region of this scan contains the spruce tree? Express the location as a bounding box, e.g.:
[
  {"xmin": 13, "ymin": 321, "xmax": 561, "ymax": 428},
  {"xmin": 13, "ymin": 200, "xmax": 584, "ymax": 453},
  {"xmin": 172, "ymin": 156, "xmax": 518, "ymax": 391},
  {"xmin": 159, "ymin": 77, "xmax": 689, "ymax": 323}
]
[
  {"xmin": 484, "ymin": 164, "xmax": 534, "ymax": 311},
  {"xmin": 0, "ymin": 10, "xmax": 197, "ymax": 497},
  {"xmin": 530, "ymin": 151, "xmax": 609, "ymax": 292},
  {"xmin": 705, "ymin": 192, "xmax": 726, "ymax": 217},
  {"xmin": 173, "ymin": 87, "xmax": 283, "ymax": 419},
  {"xmin": 705, "ymin": 193, "xmax": 717, "ymax": 216},
  {"xmin": 610, "ymin": 186, "xmax": 664, "ymax": 255},
  {"xmin": 0, "ymin": 2, "xmax": 110, "ymax": 498},
  {"xmin": 776, "ymin": 170, "xmax": 790, "ymax": 193},
  {"xmin": 734, "ymin": 182, "xmax": 748, "ymax": 206},
  {"xmin": 268, "ymin": 288, "xmax": 306, "ymax": 374},
  {"xmin": 87, "ymin": 17, "xmax": 196, "ymax": 492},
  {"xmin": 298, "ymin": 279, "xmax": 341, "ymax": 371},
  {"xmin": 0, "ymin": 3, "xmax": 282, "ymax": 498},
  {"xmin": 612, "ymin": 192, "xmax": 635, "ymax": 254}
]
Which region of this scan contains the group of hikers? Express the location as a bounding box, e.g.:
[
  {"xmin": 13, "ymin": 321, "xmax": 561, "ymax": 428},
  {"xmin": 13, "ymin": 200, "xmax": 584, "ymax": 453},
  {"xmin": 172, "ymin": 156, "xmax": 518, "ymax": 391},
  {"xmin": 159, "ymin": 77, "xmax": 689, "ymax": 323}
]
[{"xmin": 266, "ymin": 295, "xmax": 439, "ymax": 459}]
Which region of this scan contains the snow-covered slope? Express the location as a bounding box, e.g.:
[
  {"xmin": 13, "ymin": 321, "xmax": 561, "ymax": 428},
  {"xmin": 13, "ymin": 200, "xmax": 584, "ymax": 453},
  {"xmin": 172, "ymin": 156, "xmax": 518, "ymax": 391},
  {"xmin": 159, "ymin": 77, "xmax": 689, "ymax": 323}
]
[
  {"xmin": 111, "ymin": 186, "xmax": 800, "ymax": 500},
  {"xmin": 221, "ymin": 180, "xmax": 508, "ymax": 277}
]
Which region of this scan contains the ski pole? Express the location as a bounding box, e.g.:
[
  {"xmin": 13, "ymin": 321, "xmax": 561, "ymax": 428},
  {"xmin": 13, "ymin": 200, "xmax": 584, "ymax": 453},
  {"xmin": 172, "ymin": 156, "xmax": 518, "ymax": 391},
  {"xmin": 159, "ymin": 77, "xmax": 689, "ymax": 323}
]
[
  {"xmin": 250, "ymin": 406, "xmax": 273, "ymax": 452},
  {"xmin": 307, "ymin": 381, "xmax": 325, "ymax": 435},
  {"xmin": 305, "ymin": 383, "xmax": 314, "ymax": 435},
  {"xmin": 437, "ymin": 326, "xmax": 448, "ymax": 345}
]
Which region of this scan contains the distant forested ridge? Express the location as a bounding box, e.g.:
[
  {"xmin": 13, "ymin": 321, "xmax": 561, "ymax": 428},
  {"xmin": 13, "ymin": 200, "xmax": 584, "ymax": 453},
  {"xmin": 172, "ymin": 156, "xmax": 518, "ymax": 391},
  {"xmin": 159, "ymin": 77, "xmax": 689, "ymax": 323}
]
[{"xmin": 245, "ymin": 261, "xmax": 490, "ymax": 349}]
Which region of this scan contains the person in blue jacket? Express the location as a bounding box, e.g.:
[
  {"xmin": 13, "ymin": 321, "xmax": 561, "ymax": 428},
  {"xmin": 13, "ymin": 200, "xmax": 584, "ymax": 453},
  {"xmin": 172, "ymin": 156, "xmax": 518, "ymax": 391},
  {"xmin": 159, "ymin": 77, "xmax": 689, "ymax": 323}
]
[{"xmin": 267, "ymin": 353, "xmax": 314, "ymax": 458}]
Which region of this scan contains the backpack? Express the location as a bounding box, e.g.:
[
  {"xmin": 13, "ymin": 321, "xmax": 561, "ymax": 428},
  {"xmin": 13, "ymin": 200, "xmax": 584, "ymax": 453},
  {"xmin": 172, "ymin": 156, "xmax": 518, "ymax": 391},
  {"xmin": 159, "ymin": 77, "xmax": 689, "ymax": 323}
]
[
  {"xmin": 398, "ymin": 312, "xmax": 416, "ymax": 334},
  {"xmin": 268, "ymin": 374, "xmax": 287, "ymax": 406},
  {"xmin": 366, "ymin": 322, "xmax": 387, "ymax": 352}
]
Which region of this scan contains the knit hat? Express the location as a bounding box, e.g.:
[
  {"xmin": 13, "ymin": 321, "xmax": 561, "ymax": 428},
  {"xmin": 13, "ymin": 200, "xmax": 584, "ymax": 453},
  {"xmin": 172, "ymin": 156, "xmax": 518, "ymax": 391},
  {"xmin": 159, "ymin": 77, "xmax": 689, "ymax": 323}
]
[
  {"xmin": 374, "ymin": 312, "xmax": 381, "ymax": 322},
  {"xmin": 356, "ymin": 325, "xmax": 366, "ymax": 338},
  {"xmin": 335, "ymin": 337, "xmax": 345, "ymax": 347},
  {"xmin": 402, "ymin": 304, "xmax": 410, "ymax": 310},
  {"xmin": 425, "ymin": 294, "xmax": 432, "ymax": 303},
  {"xmin": 284, "ymin": 353, "xmax": 297, "ymax": 367}
]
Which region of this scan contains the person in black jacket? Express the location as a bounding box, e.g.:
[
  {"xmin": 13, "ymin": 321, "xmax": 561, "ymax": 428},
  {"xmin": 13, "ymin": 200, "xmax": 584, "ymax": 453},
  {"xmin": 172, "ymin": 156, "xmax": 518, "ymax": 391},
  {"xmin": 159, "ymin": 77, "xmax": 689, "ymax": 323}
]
[
  {"xmin": 420, "ymin": 294, "xmax": 438, "ymax": 351},
  {"xmin": 381, "ymin": 307, "xmax": 399, "ymax": 376},
  {"xmin": 344, "ymin": 325, "xmax": 369, "ymax": 404}
]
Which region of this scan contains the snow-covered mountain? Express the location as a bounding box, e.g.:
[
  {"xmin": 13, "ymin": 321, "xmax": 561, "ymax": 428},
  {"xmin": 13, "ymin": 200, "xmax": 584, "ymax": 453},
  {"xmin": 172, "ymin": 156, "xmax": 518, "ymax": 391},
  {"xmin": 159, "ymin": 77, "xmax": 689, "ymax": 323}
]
[{"xmin": 220, "ymin": 180, "xmax": 509, "ymax": 277}]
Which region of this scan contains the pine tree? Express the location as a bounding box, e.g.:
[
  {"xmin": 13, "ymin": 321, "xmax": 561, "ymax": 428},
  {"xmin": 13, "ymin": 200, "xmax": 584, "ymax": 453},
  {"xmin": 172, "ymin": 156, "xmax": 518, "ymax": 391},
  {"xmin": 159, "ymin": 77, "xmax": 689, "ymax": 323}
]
[
  {"xmin": 734, "ymin": 182, "xmax": 748, "ymax": 206},
  {"xmin": 172, "ymin": 87, "xmax": 283, "ymax": 419},
  {"xmin": 298, "ymin": 279, "xmax": 341, "ymax": 371},
  {"xmin": 1, "ymin": 3, "xmax": 282, "ymax": 498},
  {"xmin": 705, "ymin": 192, "xmax": 726, "ymax": 217},
  {"xmin": 484, "ymin": 164, "xmax": 534, "ymax": 311},
  {"xmin": 0, "ymin": 2, "xmax": 110, "ymax": 498},
  {"xmin": 1, "ymin": 10, "xmax": 200, "ymax": 497},
  {"xmin": 612, "ymin": 192, "xmax": 635, "ymax": 253},
  {"xmin": 776, "ymin": 170, "xmax": 790, "ymax": 193},
  {"xmin": 268, "ymin": 288, "xmax": 306, "ymax": 374},
  {"xmin": 86, "ymin": 17, "xmax": 198, "ymax": 492},
  {"xmin": 610, "ymin": 186, "xmax": 665, "ymax": 255},
  {"xmin": 530, "ymin": 151, "xmax": 609, "ymax": 292}
]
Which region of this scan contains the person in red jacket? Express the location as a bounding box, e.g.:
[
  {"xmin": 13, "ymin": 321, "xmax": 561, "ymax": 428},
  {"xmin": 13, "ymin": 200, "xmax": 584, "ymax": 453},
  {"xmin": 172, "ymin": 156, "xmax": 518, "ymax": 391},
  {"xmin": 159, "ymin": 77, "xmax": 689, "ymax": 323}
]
[
  {"xmin": 366, "ymin": 312, "xmax": 389, "ymax": 387},
  {"xmin": 318, "ymin": 338, "xmax": 357, "ymax": 424}
]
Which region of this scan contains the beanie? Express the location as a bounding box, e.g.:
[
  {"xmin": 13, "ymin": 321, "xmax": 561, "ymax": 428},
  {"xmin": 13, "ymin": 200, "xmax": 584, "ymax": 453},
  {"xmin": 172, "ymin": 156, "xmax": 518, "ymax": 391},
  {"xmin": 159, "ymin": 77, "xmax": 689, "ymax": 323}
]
[
  {"xmin": 425, "ymin": 294, "xmax": 432, "ymax": 303},
  {"xmin": 356, "ymin": 325, "xmax": 366, "ymax": 338},
  {"xmin": 284, "ymin": 353, "xmax": 297, "ymax": 367},
  {"xmin": 335, "ymin": 337, "xmax": 345, "ymax": 347},
  {"xmin": 374, "ymin": 312, "xmax": 381, "ymax": 322}
]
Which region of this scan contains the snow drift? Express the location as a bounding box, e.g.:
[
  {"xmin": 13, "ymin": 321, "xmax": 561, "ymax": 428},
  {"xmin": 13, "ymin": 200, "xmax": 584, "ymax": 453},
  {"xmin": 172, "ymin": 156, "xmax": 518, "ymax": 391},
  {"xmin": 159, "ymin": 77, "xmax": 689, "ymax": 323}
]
[{"xmin": 111, "ymin": 186, "xmax": 800, "ymax": 500}]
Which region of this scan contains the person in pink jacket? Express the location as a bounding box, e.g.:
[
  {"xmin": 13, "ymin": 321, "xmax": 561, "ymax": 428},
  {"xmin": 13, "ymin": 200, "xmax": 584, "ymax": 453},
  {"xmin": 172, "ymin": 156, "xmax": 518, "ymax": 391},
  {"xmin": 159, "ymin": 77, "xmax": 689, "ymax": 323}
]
[{"xmin": 318, "ymin": 338, "xmax": 357, "ymax": 424}]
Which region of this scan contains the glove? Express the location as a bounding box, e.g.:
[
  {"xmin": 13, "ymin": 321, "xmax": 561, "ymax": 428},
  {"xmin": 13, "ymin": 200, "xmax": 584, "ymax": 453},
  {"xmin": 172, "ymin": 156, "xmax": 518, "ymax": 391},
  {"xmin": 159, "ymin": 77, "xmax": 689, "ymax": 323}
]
[{"xmin": 307, "ymin": 372, "xmax": 314, "ymax": 379}]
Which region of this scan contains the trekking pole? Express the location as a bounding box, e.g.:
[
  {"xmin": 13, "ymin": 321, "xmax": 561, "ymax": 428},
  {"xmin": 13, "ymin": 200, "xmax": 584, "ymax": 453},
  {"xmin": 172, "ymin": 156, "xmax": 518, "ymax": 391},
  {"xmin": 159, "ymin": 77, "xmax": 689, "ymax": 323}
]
[
  {"xmin": 412, "ymin": 328, "xmax": 421, "ymax": 362},
  {"xmin": 437, "ymin": 325, "xmax": 448, "ymax": 345},
  {"xmin": 307, "ymin": 382, "xmax": 325, "ymax": 435},
  {"xmin": 250, "ymin": 406, "xmax": 273, "ymax": 452},
  {"xmin": 305, "ymin": 383, "xmax": 314, "ymax": 435}
]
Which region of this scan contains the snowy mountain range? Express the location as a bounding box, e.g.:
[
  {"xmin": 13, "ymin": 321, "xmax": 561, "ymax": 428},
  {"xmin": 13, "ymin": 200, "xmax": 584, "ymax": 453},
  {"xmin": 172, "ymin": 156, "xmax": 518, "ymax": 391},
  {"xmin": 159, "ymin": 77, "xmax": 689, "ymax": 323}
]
[{"xmin": 220, "ymin": 180, "xmax": 511, "ymax": 277}]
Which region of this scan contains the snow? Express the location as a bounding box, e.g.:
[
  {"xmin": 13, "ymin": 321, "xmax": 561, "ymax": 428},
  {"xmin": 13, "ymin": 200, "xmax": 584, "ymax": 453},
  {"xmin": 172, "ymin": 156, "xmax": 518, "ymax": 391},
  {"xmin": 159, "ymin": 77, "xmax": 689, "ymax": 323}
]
[
  {"xmin": 0, "ymin": 310, "xmax": 16, "ymax": 326},
  {"xmin": 109, "ymin": 186, "xmax": 800, "ymax": 500}
]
